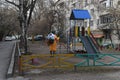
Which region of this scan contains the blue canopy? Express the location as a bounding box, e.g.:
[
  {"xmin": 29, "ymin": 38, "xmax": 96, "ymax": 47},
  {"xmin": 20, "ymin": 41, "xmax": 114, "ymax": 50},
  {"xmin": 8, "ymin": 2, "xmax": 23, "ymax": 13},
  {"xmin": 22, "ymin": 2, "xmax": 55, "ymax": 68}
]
[{"xmin": 70, "ymin": 9, "xmax": 91, "ymax": 20}]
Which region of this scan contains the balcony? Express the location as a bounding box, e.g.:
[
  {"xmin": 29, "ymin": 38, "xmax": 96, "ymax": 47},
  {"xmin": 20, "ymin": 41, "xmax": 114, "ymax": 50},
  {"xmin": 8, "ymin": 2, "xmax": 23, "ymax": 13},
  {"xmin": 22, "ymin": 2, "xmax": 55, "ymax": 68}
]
[{"xmin": 100, "ymin": 0, "xmax": 107, "ymax": 3}]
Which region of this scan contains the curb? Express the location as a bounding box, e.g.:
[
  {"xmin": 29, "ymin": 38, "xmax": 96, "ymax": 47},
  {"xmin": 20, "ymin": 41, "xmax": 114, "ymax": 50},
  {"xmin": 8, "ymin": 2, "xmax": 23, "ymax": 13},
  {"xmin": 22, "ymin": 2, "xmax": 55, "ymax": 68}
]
[{"xmin": 6, "ymin": 42, "xmax": 16, "ymax": 78}]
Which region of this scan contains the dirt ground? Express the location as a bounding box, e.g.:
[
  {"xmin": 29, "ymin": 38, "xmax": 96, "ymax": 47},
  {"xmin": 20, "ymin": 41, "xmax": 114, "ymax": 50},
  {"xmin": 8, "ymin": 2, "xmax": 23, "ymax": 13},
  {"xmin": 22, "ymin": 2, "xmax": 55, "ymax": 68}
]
[{"xmin": 13, "ymin": 40, "xmax": 120, "ymax": 80}]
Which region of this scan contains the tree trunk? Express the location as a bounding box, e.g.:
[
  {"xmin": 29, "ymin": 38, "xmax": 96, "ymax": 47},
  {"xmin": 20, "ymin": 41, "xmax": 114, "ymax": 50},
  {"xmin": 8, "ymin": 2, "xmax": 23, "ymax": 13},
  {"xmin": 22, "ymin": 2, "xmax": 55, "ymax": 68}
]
[
  {"xmin": 0, "ymin": 32, "xmax": 4, "ymax": 41},
  {"xmin": 24, "ymin": 29, "xmax": 28, "ymax": 54}
]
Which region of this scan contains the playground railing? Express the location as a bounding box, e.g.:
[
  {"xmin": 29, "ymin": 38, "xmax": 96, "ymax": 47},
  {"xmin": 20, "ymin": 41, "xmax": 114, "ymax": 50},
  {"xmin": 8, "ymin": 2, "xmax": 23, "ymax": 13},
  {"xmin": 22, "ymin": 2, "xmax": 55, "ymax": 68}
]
[
  {"xmin": 75, "ymin": 53, "xmax": 120, "ymax": 68},
  {"xmin": 18, "ymin": 53, "xmax": 75, "ymax": 74}
]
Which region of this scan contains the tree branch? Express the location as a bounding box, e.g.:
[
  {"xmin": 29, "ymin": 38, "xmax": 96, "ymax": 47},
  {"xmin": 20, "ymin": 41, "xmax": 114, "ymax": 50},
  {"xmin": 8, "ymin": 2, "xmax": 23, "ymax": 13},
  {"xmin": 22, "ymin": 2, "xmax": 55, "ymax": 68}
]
[
  {"xmin": 5, "ymin": 0, "xmax": 20, "ymax": 8},
  {"xmin": 27, "ymin": 0, "xmax": 37, "ymax": 26}
]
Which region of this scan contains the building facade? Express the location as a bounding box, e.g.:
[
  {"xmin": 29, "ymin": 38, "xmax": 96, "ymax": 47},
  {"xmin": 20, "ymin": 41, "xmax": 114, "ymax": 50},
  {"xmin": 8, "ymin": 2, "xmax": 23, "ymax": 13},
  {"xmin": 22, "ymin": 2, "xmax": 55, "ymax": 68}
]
[{"xmin": 81, "ymin": 0, "xmax": 120, "ymax": 47}]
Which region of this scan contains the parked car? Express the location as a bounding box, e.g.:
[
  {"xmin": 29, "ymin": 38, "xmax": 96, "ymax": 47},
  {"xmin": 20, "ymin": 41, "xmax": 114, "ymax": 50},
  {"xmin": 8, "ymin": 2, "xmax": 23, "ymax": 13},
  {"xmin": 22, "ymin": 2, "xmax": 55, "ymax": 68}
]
[
  {"xmin": 28, "ymin": 35, "xmax": 43, "ymax": 41},
  {"xmin": 5, "ymin": 36, "xmax": 12, "ymax": 41},
  {"xmin": 34, "ymin": 35, "xmax": 43, "ymax": 41},
  {"xmin": 27, "ymin": 37, "xmax": 32, "ymax": 41},
  {"xmin": 102, "ymin": 43, "xmax": 112, "ymax": 49}
]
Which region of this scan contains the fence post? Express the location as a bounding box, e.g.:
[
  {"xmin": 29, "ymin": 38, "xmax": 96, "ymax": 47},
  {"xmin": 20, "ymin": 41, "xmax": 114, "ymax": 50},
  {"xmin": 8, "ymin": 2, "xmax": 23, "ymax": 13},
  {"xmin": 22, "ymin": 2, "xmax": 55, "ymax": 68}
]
[{"xmin": 18, "ymin": 55, "xmax": 24, "ymax": 75}]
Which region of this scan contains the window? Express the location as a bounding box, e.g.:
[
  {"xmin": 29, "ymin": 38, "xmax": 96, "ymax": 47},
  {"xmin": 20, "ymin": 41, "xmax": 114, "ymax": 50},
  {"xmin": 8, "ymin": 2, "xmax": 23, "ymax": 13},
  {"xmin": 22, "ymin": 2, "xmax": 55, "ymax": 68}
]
[
  {"xmin": 90, "ymin": 20, "xmax": 93, "ymax": 26},
  {"xmin": 97, "ymin": 19, "xmax": 100, "ymax": 25},
  {"xmin": 110, "ymin": 0, "xmax": 113, "ymax": 7},
  {"xmin": 91, "ymin": 9, "xmax": 94, "ymax": 15},
  {"xmin": 103, "ymin": 3, "xmax": 106, "ymax": 8},
  {"xmin": 100, "ymin": 14, "xmax": 114, "ymax": 24},
  {"xmin": 84, "ymin": 0, "xmax": 88, "ymax": 7},
  {"xmin": 72, "ymin": 3, "xmax": 76, "ymax": 8},
  {"xmin": 100, "ymin": 16, "xmax": 105, "ymax": 24},
  {"xmin": 84, "ymin": 22, "xmax": 87, "ymax": 27},
  {"xmin": 118, "ymin": 1, "xmax": 120, "ymax": 5}
]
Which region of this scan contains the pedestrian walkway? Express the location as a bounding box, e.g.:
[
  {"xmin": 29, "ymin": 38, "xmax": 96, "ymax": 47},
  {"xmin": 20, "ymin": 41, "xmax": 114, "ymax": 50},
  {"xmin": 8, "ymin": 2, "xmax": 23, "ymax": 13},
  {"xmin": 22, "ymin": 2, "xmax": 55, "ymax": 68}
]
[{"xmin": 0, "ymin": 41, "xmax": 15, "ymax": 80}]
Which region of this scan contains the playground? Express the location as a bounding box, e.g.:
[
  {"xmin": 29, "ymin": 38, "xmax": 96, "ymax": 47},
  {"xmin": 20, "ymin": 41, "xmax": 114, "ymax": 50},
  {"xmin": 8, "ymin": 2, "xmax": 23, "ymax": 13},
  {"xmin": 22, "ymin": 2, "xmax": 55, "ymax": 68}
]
[
  {"xmin": 15, "ymin": 9, "xmax": 120, "ymax": 80},
  {"xmin": 15, "ymin": 40, "xmax": 120, "ymax": 80}
]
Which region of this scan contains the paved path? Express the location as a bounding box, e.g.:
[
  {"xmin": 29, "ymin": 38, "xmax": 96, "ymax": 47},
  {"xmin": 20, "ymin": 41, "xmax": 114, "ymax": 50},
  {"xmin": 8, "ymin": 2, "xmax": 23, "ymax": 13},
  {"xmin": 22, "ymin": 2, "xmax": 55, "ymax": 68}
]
[{"xmin": 0, "ymin": 41, "xmax": 15, "ymax": 80}]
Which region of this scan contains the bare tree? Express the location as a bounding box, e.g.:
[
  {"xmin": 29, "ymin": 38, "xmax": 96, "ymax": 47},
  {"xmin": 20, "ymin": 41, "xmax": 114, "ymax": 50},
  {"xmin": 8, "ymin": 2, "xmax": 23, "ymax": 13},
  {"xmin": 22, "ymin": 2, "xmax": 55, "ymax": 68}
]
[
  {"xmin": 0, "ymin": 5, "xmax": 20, "ymax": 41},
  {"xmin": 5, "ymin": 0, "xmax": 37, "ymax": 54},
  {"xmin": 107, "ymin": 8, "xmax": 120, "ymax": 40},
  {"xmin": 30, "ymin": 0, "xmax": 67, "ymax": 38},
  {"xmin": 96, "ymin": 1, "xmax": 120, "ymax": 46}
]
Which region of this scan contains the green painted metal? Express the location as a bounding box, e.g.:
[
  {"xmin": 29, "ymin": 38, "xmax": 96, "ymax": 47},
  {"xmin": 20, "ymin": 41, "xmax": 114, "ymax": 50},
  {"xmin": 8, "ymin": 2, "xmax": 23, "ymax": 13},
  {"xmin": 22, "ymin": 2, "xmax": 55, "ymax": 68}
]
[{"xmin": 75, "ymin": 53, "xmax": 120, "ymax": 67}]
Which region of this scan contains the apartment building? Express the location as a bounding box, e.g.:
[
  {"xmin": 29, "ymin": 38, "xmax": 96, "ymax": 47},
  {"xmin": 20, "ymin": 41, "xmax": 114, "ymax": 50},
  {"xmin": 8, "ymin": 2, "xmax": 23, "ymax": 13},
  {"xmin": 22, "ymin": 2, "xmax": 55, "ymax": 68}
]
[{"xmin": 84, "ymin": 0, "xmax": 120, "ymax": 46}]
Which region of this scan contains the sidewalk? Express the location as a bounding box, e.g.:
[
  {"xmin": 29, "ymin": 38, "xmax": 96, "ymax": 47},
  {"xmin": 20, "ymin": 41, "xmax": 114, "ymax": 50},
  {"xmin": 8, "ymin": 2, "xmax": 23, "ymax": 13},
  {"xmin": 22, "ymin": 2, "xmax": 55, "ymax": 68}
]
[{"xmin": 0, "ymin": 41, "xmax": 15, "ymax": 80}]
